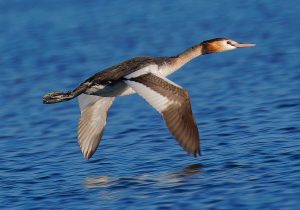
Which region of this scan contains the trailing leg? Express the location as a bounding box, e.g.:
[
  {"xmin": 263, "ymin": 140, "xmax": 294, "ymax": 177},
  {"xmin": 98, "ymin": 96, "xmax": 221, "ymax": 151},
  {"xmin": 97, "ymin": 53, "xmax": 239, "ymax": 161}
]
[{"xmin": 43, "ymin": 83, "xmax": 90, "ymax": 104}]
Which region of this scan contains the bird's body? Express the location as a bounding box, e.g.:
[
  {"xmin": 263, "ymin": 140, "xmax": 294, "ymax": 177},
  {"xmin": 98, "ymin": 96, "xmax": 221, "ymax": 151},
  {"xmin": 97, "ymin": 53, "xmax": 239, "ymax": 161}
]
[
  {"xmin": 82, "ymin": 56, "xmax": 173, "ymax": 97},
  {"xmin": 43, "ymin": 38, "xmax": 255, "ymax": 159}
]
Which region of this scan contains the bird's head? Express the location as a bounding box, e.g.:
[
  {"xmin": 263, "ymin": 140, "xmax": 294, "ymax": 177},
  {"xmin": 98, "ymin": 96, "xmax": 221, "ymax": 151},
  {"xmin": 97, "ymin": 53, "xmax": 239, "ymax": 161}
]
[{"xmin": 201, "ymin": 38, "xmax": 255, "ymax": 54}]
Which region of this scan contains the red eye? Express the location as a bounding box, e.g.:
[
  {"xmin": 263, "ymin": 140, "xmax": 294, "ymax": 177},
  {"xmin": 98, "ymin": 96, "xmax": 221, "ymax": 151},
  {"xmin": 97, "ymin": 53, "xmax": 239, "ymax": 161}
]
[{"xmin": 227, "ymin": 41, "xmax": 233, "ymax": 46}]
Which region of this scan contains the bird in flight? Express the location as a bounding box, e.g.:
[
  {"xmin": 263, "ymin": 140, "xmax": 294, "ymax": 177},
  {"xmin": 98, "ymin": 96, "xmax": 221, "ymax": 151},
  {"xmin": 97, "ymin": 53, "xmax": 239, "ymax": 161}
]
[{"xmin": 43, "ymin": 38, "xmax": 255, "ymax": 159}]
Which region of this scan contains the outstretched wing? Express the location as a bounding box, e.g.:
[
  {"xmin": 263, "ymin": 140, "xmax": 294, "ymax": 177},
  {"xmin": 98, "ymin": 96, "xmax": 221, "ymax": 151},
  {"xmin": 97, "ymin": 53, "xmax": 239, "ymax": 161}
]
[
  {"xmin": 124, "ymin": 72, "xmax": 200, "ymax": 156},
  {"xmin": 78, "ymin": 94, "xmax": 115, "ymax": 159}
]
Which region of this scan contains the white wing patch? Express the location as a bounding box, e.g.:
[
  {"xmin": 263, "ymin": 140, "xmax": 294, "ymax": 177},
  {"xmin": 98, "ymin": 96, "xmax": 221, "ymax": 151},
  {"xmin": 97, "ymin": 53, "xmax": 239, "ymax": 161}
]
[
  {"xmin": 125, "ymin": 64, "xmax": 158, "ymax": 79},
  {"xmin": 125, "ymin": 80, "xmax": 170, "ymax": 113}
]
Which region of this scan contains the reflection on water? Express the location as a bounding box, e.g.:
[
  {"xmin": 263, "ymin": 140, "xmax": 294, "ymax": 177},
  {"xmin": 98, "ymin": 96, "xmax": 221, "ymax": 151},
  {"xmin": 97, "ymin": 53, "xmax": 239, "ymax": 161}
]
[
  {"xmin": 85, "ymin": 163, "xmax": 203, "ymax": 189},
  {"xmin": 175, "ymin": 163, "xmax": 203, "ymax": 176}
]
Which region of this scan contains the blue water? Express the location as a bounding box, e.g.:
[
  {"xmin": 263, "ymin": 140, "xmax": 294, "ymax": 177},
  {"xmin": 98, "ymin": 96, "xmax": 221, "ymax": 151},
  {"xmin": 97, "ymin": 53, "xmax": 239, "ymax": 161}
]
[{"xmin": 1, "ymin": 0, "xmax": 300, "ymax": 209}]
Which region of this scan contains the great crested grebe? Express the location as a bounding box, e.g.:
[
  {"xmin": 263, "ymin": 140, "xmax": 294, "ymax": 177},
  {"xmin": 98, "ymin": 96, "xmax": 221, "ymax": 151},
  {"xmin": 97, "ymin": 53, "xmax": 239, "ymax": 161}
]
[{"xmin": 43, "ymin": 38, "xmax": 255, "ymax": 159}]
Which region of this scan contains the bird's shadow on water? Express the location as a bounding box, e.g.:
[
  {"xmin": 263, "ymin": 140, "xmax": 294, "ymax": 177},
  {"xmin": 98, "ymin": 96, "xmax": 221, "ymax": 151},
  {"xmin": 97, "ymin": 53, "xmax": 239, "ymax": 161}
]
[{"xmin": 84, "ymin": 163, "xmax": 203, "ymax": 189}]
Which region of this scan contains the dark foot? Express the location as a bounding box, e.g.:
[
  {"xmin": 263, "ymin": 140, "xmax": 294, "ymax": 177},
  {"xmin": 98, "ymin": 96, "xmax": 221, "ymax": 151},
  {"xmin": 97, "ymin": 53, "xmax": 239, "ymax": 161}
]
[{"xmin": 43, "ymin": 92, "xmax": 73, "ymax": 104}]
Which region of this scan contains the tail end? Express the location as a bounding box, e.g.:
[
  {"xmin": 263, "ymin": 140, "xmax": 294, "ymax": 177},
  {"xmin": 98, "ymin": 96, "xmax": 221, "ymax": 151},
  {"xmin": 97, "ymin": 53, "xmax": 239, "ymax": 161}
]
[{"xmin": 43, "ymin": 91, "xmax": 73, "ymax": 104}]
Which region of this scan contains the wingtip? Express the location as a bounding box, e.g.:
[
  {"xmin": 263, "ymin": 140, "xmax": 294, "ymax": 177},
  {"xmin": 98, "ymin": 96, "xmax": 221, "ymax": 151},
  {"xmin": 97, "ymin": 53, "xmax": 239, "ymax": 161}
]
[
  {"xmin": 192, "ymin": 149, "xmax": 201, "ymax": 157},
  {"xmin": 79, "ymin": 145, "xmax": 92, "ymax": 160},
  {"xmin": 82, "ymin": 149, "xmax": 93, "ymax": 160},
  {"xmin": 83, "ymin": 152, "xmax": 92, "ymax": 160}
]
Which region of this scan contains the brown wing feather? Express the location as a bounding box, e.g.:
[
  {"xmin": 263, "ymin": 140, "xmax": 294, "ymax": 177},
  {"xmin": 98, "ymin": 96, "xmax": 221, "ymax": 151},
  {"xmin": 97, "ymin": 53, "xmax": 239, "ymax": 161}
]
[{"xmin": 162, "ymin": 98, "xmax": 200, "ymax": 156}]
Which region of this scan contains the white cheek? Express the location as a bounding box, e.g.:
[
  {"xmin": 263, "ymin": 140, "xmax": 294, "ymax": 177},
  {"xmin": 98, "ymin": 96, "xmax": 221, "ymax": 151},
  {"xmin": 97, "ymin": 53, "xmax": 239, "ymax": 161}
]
[
  {"xmin": 224, "ymin": 44, "xmax": 236, "ymax": 51},
  {"xmin": 222, "ymin": 41, "xmax": 236, "ymax": 51},
  {"xmin": 228, "ymin": 45, "xmax": 236, "ymax": 50}
]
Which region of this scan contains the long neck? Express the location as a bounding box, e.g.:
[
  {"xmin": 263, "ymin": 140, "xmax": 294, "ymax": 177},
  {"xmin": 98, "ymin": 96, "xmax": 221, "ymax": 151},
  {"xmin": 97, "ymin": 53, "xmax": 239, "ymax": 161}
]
[{"xmin": 171, "ymin": 43, "xmax": 204, "ymax": 71}]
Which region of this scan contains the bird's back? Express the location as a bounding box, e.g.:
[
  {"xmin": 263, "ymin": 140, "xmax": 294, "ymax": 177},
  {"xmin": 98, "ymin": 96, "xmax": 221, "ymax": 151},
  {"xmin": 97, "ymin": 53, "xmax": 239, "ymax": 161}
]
[{"xmin": 84, "ymin": 56, "xmax": 170, "ymax": 85}]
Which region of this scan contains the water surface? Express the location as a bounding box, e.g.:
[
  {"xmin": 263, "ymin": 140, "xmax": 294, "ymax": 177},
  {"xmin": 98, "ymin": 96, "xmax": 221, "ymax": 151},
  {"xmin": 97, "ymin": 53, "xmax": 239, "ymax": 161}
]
[{"xmin": 0, "ymin": 0, "xmax": 300, "ymax": 209}]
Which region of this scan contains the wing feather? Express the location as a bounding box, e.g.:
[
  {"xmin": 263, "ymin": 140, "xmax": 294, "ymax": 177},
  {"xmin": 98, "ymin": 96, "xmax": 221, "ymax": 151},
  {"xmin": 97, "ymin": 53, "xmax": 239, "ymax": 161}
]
[
  {"xmin": 77, "ymin": 94, "xmax": 115, "ymax": 159},
  {"xmin": 125, "ymin": 73, "xmax": 200, "ymax": 156}
]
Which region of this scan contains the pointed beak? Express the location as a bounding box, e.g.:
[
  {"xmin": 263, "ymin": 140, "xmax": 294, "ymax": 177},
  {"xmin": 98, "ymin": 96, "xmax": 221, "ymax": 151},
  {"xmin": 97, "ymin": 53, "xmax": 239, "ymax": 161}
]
[{"xmin": 234, "ymin": 43, "xmax": 256, "ymax": 48}]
